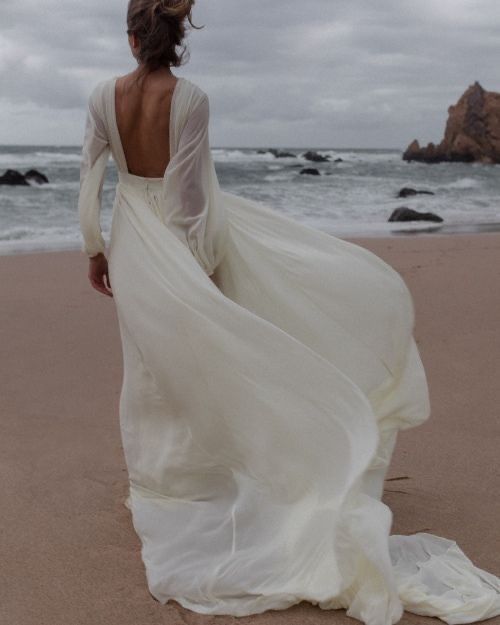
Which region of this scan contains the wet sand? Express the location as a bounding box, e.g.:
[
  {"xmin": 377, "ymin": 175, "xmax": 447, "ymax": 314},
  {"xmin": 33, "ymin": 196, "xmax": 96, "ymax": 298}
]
[{"xmin": 1, "ymin": 231, "xmax": 499, "ymax": 625}]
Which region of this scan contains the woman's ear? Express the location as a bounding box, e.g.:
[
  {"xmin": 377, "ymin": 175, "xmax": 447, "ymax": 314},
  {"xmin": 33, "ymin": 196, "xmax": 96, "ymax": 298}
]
[{"xmin": 128, "ymin": 32, "xmax": 140, "ymax": 59}]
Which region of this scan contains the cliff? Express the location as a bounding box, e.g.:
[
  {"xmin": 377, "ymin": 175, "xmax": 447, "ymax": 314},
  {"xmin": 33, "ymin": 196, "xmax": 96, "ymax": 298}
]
[{"xmin": 403, "ymin": 82, "xmax": 500, "ymax": 164}]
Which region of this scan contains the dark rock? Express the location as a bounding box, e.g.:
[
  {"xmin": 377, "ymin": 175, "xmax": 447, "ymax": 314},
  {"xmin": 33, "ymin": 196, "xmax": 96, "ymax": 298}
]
[
  {"xmin": 25, "ymin": 169, "xmax": 49, "ymax": 184},
  {"xmin": 403, "ymin": 139, "xmax": 422, "ymax": 162},
  {"xmin": 333, "ymin": 158, "xmax": 344, "ymax": 162},
  {"xmin": 302, "ymin": 150, "xmax": 330, "ymax": 162},
  {"xmin": 269, "ymin": 149, "xmax": 296, "ymax": 158},
  {"xmin": 397, "ymin": 187, "xmax": 435, "ymax": 198},
  {"xmin": 0, "ymin": 169, "xmax": 30, "ymax": 186},
  {"xmin": 403, "ymin": 81, "xmax": 500, "ymax": 163},
  {"xmin": 388, "ymin": 207, "xmax": 443, "ymax": 222},
  {"xmin": 403, "ymin": 140, "xmax": 445, "ymax": 164},
  {"xmin": 299, "ymin": 168, "xmax": 321, "ymax": 176}
]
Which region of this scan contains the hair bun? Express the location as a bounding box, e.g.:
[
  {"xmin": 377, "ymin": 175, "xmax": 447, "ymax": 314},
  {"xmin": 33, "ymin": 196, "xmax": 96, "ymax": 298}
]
[{"xmin": 154, "ymin": 0, "xmax": 194, "ymax": 20}]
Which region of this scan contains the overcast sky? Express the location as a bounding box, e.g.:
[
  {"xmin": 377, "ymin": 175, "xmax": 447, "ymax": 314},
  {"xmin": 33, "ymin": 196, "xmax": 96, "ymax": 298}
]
[{"xmin": 1, "ymin": 0, "xmax": 499, "ymax": 148}]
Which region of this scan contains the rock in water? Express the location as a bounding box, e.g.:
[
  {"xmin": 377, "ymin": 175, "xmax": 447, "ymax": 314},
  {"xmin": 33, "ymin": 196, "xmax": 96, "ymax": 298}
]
[
  {"xmin": 0, "ymin": 168, "xmax": 49, "ymax": 185},
  {"xmin": 397, "ymin": 187, "xmax": 435, "ymax": 198},
  {"xmin": 0, "ymin": 169, "xmax": 30, "ymax": 186},
  {"xmin": 299, "ymin": 168, "xmax": 321, "ymax": 176},
  {"xmin": 403, "ymin": 81, "xmax": 500, "ymax": 164},
  {"xmin": 25, "ymin": 169, "xmax": 49, "ymax": 184},
  {"xmin": 302, "ymin": 150, "xmax": 330, "ymax": 162},
  {"xmin": 388, "ymin": 207, "xmax": 443, "ymax": 222},
  {"xmin": 268, "ymin": 149, "xmax": 296, "ymax": 158}
]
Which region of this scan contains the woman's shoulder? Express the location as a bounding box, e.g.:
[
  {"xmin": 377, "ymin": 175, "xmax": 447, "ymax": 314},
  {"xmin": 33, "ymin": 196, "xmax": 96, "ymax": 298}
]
[
  {"xmin": 93, "ymin": 75, "xmax": 117, "ymax": 93},
  {"xmin": 86, "ymin": 76, "xmax": 115, "ymax": 108},
  {"xmin": 178, "ymin": 76, "xmax": 209, "ymax": 104}
]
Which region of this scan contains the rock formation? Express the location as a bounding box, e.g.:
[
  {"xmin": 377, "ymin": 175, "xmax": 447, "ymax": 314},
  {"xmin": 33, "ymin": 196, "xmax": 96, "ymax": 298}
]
[
  {"xmin": 299, "ymin": 167, "xmax": 321, "ymax": 176},
  {"xmin": 388, "ymin": 207, "xmax": 443, "ymax": 223},
  {"xmin": 397, "ymin": 187, "xmax": 435, "ymax": 198},
  {"xmin": 302, "ymin": 150, "xmax": 330, "ymax": 162},
  {"xmin": 264, "ymin": 149, "xmax": 296, "ymax": 158},
  {"xmin": 0, "ymin": 168, "xmax": 49, "ymax": 185},
  {"xmin": 25, "ymin": 169, "xmax": 49, "ymax": 184},
  {"xmin": 0, "ymin": 169, "xmax": 30, "ymax": 185},
  {"xmin": 403, "ymin": 81, "xmax": 500, "ymax": 164}
]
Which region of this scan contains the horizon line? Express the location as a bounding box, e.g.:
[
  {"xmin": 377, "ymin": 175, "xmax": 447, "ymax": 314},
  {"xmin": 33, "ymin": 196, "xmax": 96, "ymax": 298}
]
[{"xmin": 0, "ymin": 143, "xmax": 404, "ymax": 151}]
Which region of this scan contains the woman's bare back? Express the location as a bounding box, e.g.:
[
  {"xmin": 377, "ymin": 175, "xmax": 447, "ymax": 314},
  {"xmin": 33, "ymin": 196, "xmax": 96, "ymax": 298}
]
[{"xmin": 115, "ymin": 71, "xmax": 179, "ymax": 178}]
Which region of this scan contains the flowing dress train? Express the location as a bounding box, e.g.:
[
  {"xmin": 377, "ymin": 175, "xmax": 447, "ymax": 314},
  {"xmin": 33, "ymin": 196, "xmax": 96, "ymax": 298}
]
[{"xmin": 78, "ymin": 75, "xmax": 500, "ymax": 625}]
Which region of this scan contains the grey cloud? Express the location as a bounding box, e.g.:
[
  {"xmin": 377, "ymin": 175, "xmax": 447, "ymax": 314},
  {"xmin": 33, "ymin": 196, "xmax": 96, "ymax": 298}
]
[{"xmin": 0, "ymin": 0, "xmax": 499, "ymax": 147}]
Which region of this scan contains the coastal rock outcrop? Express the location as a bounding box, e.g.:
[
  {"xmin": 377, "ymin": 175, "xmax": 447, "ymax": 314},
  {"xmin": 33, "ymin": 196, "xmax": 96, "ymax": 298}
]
[
  {"xmin": 25, "ymin": 169, "xmax": 49, "ymax": 184},
  {"xmin": 268, "ymin": 149, "xmax": 296, "ymax": 158},
  {"xmin": 0, "ymin": 168, "xmax": 49, "ymax": 185},
  {"xmin": 403, "ymin": 81, "xmax": 500, "ymax": 164},
  {"xmin": 299, "ymin": 167, "xmax": 321, "ymax": 176},
  {"xmin": 397, "ymin": 187, "xmax": 435, "ymax": 198},
  {"xmin": 388, "ymin": 207, "xmax": 443, "ymax": 222},
  {"xmin": 302, "ymin": 150, "xmax": 330, "ymax": 162},
  {"xmin": 256, "ymin": 149, "xmax": 296, "ymax": 158},
  {"xmin": 0, "ymin": 169, "xmax": 30, "ymax": 185}
]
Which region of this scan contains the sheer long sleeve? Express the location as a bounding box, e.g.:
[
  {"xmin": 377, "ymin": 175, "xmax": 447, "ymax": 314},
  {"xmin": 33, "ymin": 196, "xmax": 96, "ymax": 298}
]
[
  {"xmin": 164, "ymin": 93, "xmax": 228, "ymax": 276},
  {"xmin": 78, "ymin": 88, "xmax": 110, "ymax": 258}
]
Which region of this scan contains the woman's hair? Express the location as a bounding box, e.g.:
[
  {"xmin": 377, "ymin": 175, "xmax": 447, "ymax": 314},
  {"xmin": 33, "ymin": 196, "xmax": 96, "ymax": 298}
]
[{"xmin": 126, "ymin": 0, "xmax": 202, "ymax": 75}]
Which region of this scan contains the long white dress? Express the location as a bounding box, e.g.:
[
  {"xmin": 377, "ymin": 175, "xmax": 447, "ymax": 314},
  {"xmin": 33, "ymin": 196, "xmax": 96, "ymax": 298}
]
[{"xmin": 78, "ymin": 75, "xmax": 500, "ymax": 625}]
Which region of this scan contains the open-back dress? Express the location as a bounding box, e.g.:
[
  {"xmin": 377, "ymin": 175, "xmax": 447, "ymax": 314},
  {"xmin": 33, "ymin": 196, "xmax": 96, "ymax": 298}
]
[{"xmin": 78, "ymin": 75, "xmax": 500, "ymax": 625}]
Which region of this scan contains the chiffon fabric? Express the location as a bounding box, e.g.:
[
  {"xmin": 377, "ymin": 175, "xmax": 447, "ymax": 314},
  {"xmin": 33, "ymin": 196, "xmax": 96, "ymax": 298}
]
[{"xmin": 78, "ymin": 75, "xmax": 500, "ymax": 625}]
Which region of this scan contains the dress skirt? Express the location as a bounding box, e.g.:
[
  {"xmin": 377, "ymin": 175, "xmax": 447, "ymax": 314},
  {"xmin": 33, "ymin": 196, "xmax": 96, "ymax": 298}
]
[{"xmin": 106, "ymin": 170, "xmax": 500, "ymax": 625}]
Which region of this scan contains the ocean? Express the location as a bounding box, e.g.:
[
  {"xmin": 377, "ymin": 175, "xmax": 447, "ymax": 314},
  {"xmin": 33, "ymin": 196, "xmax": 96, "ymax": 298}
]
[{"xmin": 1, "ymin": 145, "xmax": 499, "ymax": 255}]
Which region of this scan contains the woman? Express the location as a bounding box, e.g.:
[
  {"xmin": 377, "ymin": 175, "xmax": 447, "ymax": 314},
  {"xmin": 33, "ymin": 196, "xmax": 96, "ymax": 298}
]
[{"xmin": 78, "ymin": 1, "xmax": 500, "ymax": 623}]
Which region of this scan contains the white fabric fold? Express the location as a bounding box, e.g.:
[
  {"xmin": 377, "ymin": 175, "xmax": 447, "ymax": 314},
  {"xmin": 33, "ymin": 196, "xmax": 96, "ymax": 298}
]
[{"xmin": 389, "ymin": 533, "xmax": 500, "ymax": 624}]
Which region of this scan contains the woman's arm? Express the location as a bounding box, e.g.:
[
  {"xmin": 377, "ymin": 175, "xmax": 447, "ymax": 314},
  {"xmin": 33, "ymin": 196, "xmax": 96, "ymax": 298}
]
[
  {"xmin": 78, "ymin": 86, "xmax": 113, "ymax": 297},
  {"xmin": 165, "ymin": 93, "xmax": 227, "ymax": 278}
]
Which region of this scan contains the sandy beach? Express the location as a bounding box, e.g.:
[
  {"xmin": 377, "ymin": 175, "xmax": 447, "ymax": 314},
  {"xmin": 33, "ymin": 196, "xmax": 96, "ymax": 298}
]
[{"xmin": 1, "ymin": 231, "xmax": 499, "ymax": 625}]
